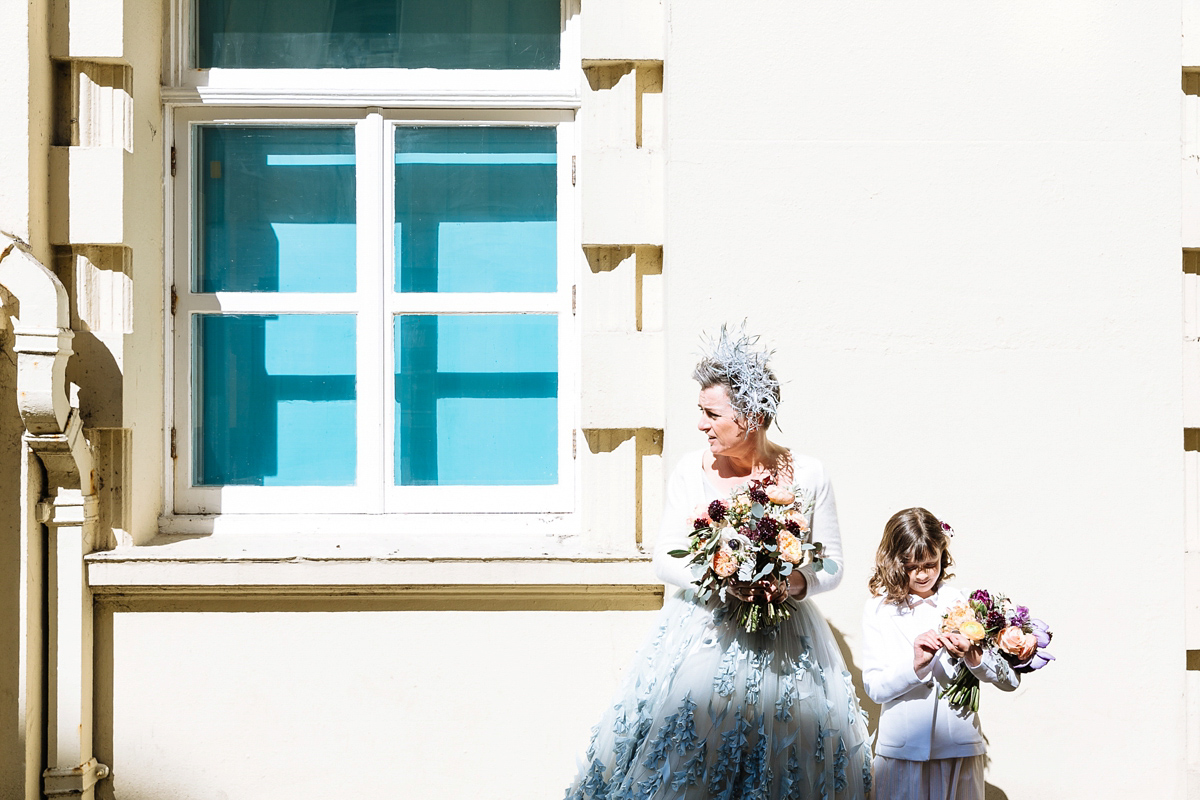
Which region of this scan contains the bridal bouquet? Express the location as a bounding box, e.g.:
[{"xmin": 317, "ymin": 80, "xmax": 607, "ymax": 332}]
[
  {"xmin": 939, "ymin": 589, "xmax": 1055, "ymax": 712},
  {"xmin": 668, "ymin": 477, "xmax": 837, "ymax": 633}
]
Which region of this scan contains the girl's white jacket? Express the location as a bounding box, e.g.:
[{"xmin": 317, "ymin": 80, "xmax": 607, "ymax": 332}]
[{"xmin": 861, "ymin": 585, "xmax": 1020, "ymax": 761}]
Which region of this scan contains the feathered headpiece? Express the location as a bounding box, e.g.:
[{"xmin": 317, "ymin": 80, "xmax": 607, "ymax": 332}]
[{"xmin": 694, "ymin": 323, "xmax": 780, "ymax": 432}]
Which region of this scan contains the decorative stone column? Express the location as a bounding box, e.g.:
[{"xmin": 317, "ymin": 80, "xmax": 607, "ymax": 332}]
[{"xmin": 0, "ymin": 236, "xmax": 109, "ymax": 798}]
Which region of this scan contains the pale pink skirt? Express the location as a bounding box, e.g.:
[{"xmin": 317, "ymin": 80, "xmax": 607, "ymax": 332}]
[{"xmin": 871, "ymin": 754, "xmax": 986, "ymax": 800}]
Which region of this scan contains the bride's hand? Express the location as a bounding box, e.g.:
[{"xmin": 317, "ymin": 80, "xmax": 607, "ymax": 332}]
[{"xmin": 727, "ymin": 578, "xmax": 789, "ymax": 603}]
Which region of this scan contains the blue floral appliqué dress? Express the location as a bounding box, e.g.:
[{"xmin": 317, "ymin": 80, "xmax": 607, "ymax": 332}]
[{"xmin": 565, "ymin": 451, "xmax": 872, "ymax": 800}]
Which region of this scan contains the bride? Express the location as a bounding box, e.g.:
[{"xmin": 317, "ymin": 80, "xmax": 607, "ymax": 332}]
[{"xmin": 565, "ymin": 326, "xmax": 872, "ymax": 800}]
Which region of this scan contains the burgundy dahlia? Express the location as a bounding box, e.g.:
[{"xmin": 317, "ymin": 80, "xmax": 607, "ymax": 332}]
[{"xmin": 708, "ymin": 500, "xmax": 728, "ymax": 523}]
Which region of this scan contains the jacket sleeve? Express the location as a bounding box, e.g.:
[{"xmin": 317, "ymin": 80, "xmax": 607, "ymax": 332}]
[
  {"xmin": 967, "ymin": 649, "xmax": 1021, "ymax": 692},
  {"xmin": 653, "ymin": 457, "xmax": 699, "ymax": 590},
  {"xmin": 861, "ymin": 599, "xmax": 929, "ymax": 705}
]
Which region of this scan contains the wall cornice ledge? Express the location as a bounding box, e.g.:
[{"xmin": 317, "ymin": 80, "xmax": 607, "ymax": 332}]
[{"xmin": 87, "ymin": 540, "xmax": 661, "ymax": 600}]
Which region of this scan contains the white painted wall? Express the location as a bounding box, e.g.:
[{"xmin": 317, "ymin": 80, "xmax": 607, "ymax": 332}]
[
  {"xmin": 1, "ymin": 0, "xmax": 1190, "ymax": 798},
  {"xmin": 664, "ymin": 1, "xmax": 1184, "ymax": 797}
]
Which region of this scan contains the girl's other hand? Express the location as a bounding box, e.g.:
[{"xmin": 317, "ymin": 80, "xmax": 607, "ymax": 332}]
[
  {"xmin": 940, "ymin": 632, "xmax": 983, "ymax": 668},
  {"xmin": 913, "ymin": 630, "xmax": 941, "ymax": 672}
]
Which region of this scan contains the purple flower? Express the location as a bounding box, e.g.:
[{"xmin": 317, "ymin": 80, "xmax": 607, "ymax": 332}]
[
  {"xmin": 708, "ymin": 500, "xmax": 727, "ymax": 523},
  {"xmin": 749, "ymin": 487, "xmax": 769, "ymax": 505},
  {"xmin": 985, "ymin": 610, "xmax": 1006, "ymax": 631},
  {"xmin": 1030, "ymin": 618, "xmax": 1053, "ymax": 649},
  {"xmin": 970, "ymin": 589, "xmax": 991, "ymax": 607},
  {"xmin": 1009, "ymin": 605, "xmax": 1031, "ymax": 628},
  {"xmin": 1015, "ymin": 649, "xmax": 1055, "ymax": 674}
]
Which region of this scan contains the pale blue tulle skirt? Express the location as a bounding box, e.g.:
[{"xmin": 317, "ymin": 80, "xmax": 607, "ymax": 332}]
[{"xmin": 566, "ymin": 593, "xmax": 872, "ymax": 800}]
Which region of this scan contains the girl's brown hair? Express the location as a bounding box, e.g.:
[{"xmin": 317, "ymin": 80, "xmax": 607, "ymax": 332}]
[{"xmin": 868, "ymin": 507, "xmax": 954, "ymax": 606}]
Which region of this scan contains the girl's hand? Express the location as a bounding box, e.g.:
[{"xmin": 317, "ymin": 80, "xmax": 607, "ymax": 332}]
[
  {"xmin": 913, "ymin": 630, "xmax": 941, "ymax": 672},
  {"xmin": 940, "ymin": 632, "xmax": 983, "ymax": 668}
]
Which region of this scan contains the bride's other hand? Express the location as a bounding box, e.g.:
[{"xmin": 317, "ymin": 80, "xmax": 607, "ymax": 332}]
[{"xmin": 728, "ymin": 577, "xmax": 795, "ymax": 603}]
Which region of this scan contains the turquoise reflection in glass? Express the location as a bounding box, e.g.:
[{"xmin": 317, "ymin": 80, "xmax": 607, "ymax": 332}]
[
  {"xmin": 395, "ymin": 315, "xmax": 557, "ymax": 485},
  {"xmin": 395, "ymin": 127, "xmax": 556, "ymax": 293},
  {"xmin": 194, "ymin": 314, "xmax": 356, "ymax": 486},
  {"xmin": 197, "ymin": 127, "xmax": 356, "ymax": 293},
  {"xmin": 196, "ymin": 0, "xmax": 560, "ymax": 69}
]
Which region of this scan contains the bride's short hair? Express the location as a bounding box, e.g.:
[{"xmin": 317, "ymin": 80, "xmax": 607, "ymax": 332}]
[{"xmin": 693, "ymin": 324, "xmax": 781, "ymax": 431}]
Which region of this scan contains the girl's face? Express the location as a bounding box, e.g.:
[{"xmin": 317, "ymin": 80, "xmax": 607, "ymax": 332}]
[{"xmin": 904, "ymin": 549, "xmax": 942, "ymax": 598}]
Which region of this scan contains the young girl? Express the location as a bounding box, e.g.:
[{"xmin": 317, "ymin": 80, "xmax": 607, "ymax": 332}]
[{"xmin": 861, "ymin": 508, "xmax": 1018, "ymax": 800}]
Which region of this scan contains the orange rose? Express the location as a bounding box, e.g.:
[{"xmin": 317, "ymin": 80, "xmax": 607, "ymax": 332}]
[
  {"xmin": 997, "ymin": 626, "xmax": 1037, "ymax": 661},
  {"xmin": 765, "ymin": 486, "xmax": 796, "ymax": 505},
  {"xmin": 713, "ymin": 548, "xmax": 739, "ymax": 577},
  {"xmin": 777, "ymin": 531, "xmax": 805, "ymax": 564},
  {"xmin": 958, "ymin": 620, "xmax": 986, "ymax": 643}
]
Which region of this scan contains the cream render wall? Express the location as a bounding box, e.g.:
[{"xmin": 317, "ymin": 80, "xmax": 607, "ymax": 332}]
[
  {"xmin": 0, "ymin": 0, "xmax": 1192, "ymax": 799},
  {"xmin": 664, "ymin": 1, "xmax": 1183, "ymax": 798}
]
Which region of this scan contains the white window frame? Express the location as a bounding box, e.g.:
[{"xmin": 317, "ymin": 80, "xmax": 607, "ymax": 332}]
[
  {"xmin": 161, "ymin": 0, "xmax": 583, "ymax": 530},
  {"xmin": 167, "ymin": 106, "xmax": 578, "ymax": 520},
  {"xmin": 163, "ymin": 0, "xmax": 582, "ymax": 109}
]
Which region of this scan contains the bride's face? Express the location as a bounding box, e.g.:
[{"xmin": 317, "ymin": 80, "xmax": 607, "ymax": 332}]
[{"xmin": 697, "ymin": 385, "xmax": 751, "ymax": 457}]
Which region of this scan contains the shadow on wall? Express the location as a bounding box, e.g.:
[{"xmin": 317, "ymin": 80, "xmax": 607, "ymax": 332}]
[{"xmin": 827, "ymin": 622, "xmax": 880, "ymax": 735}]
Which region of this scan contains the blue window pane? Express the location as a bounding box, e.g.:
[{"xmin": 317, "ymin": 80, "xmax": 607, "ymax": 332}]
[
  {"xmin": 194, "ymin": 315, "xmax": 356, "ymax": 486},
  {"xmin": 196, "ymin": 0, "xmax": 560, "ymax": 70},
  {"xmin": 197, "ymin": 127, "xmax": 356, "ymax": 293},
  {"xmin": 395, "ymin": 128, "xmax": 556, "ymax": 293},
  {"xmin": 395, "ymin": 315, "xmax": 557, "ymax": 485}
]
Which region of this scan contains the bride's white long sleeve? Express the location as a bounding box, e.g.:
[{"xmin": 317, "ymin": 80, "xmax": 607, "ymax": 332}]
[
  {"xmin": 792, "ymin": 459, "xmax": 844, "ymax": 598},
  {"xmin": 652, "ymin": 456, "xmax": 700, "ymax": 590}
]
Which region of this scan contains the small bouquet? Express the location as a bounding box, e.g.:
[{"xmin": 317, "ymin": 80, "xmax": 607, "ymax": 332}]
[
  {"xmin": 939, "ymin": 589, "xmax": 1055, "ymax": 712},
  {"xmin": 669, "ymin": 477, "xmax": 838, "ymax": 633}
]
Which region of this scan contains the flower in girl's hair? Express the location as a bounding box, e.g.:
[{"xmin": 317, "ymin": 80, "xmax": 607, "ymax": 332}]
[
  {"xmin": 777, "ymin": 531, "xmax": 805, "ymax": 564},
  {"xmin": 765, "ymin": 485, "xmax": 795, "ymax": 505},
  {"xmin": 707, "ymin": 499, "xmax": 728, "ymax": 523},
  {"xmin": 997, "ymin": 626, "xmax": 1038, "ymax": 662},
  {"xmin": 713, "ymin": 548, "xmax": 739, "ymax": 577}
]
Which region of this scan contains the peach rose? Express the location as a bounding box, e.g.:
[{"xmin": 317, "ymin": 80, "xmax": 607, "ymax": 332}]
[
  {"xmin": 784, "ymin": 511, "xmax": 810, "ymax": 533},
  {"xmin": 958, "ymin": 619, "xmax": 986, "ymax": 643},
  {"xmin": 997, "ymin": 626, "xmax": 1038, "ymax": 661},
  {"xmin": 713, "ymin": 548, "xmax": 739, "ymax": 578},
  {"xmin": 765, "ymin": 485, "xmax": 796, "ymax": 505},
  {"xmin": 777, "ymin": 531, "xmax": 806, "ymax": 564},
  {"xmin": 691, "ymin": 502, "xmax": 712, "ymax": 526},
  {"xmin": 941, "ymin": 603, "xmax": 974, "ymax": 633}
]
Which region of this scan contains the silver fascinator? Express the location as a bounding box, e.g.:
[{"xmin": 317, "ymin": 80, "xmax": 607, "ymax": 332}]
[{"xmin": 694, "ymin": 323, "xmax": 780, "ymax": 432}]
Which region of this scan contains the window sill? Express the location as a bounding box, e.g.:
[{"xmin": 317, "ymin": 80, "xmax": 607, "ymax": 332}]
[{"xmin": 86, "ymin": 531, "xmax": 658, "ymax": 598}]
